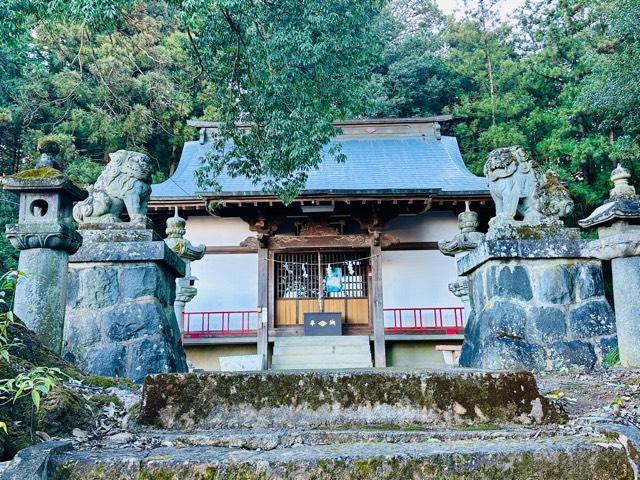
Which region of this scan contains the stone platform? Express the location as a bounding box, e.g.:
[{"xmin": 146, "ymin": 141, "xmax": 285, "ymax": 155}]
[
  {"xmin": 63, "ymin": 225, "xmax": 188, "ymax": 383},
  {"xmin": 458, "ymin": 239, "xmax": 617, "ymax": 371},
  {"xmin": 138, "ymin": 369, "xmax": 561, "ymax": 430},
  {"xmin": 8, "ymin": 369, "xmax": 640, "ymax": 479}
]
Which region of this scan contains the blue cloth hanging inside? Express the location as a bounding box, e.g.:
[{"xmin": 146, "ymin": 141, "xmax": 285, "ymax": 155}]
[{"xmin": 324, "ymin": 266, "xmax": 343, "ymax": 293}]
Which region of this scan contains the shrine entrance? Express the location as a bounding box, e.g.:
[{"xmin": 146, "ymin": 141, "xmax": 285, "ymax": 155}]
[{"xmin": 274, "ymin": 251, "xmax": 370, "ymax": 330}]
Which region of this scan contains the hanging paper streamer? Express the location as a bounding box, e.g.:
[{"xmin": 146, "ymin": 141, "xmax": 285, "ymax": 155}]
[
  {"xmin": 346, "ymin": 260, "xmax": 355, "ymax": 276},
  {"xmin": 324, "ymin": 265, "xmax": 343, "ymax": 293},
  {"xmin": 302, "ymin": 263, "xmax": 308, "ymax": 278},
  {"xmin": 283, "ymin": 262, "xmax": 293, "ymax": 275}
]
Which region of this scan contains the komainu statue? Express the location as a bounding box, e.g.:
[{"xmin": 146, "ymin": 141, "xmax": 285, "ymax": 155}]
[
  {"xmin": 73, "ymin": 150, "xmax": 153, "ymax": 224},
  {"xmin": 484, "ymin": 146, "xmax": 574, "ymax": 226}
]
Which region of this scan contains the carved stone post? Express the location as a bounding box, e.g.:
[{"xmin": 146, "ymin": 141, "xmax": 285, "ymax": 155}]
[
  {"xmin": 164, "ymin": 208, "xmax": 205, "ymax": 332},
  {"xmin": 1, "ymin": 146, "xmax": 86, "ymax": 353},
  {"xmin": 580, "ymin": 164, "xmax": 640, "ymax": 367}
]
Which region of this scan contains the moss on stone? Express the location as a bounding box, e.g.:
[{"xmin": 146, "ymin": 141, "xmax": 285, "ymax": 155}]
[
  {"xmin": 0, "ymin": 317, "xmax": 97, "ymax": 460},
  {"xmin": 12, "ymin": 167, "xmax": 64, "ymax": 180},
  {"xmin": 36, "ymin": 386, "xmax": 94, "ymax": 436},
  {"xmin": 90, "ymin": 393, "xmax": 123, "ymax": 408},
  {"xmin": 50, "ymin": 461, "xmax": 76, "ymax": 480},
  {"xmin": 7, "ymin": 318, "xmax": 83, "ymax": 378},
  {"xmin": 138, "ymin": 370, "xmax": 564, "ymax": 430},
  {"xmin": 352, "ymin": 458, "xmax": 383, "ymax": 477},
  {"xmin": 0, "ymin": 421, "xmax": 33, "ymax": 459},
  {"xmin": 453, "ymin": 424, "xmax": 499, "ymax": 431}
]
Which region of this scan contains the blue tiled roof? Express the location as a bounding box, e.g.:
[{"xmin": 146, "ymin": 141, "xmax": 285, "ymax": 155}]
[{"xmin": 151, "ymin": 135, "xmax": 488, "ymax": 198}]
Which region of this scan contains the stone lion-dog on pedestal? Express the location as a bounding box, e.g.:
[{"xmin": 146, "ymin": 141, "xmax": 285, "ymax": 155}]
[
  {"xmin": 73, "ymin": 150, "xmax": 153, "ymax": 224},
  {"xmin": 484, "ymin": 146, "xmax": 574, "ymax": 227}
]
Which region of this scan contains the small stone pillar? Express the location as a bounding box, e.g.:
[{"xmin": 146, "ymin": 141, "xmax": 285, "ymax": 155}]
[
  {"xmin": 1, "ymin": 145, "xmax": 86, "ymax": 353},
  {"xmin": 164, "ymin": 208, "xmax": 205, "ymax": 327},
  {"xmin": 438, "ymin": 201, "xmax": 485, "ymax": 323},
  {"xmin": 456, "ymin": 146, "xmax": 616, "ymax": 371},
  {"xmin": 580, "ymin": 164, "xmax": 640, "ymax": 367},
  {"xmin": 63, "ymin": 150, "xmax": 188, "ymax": 382}
]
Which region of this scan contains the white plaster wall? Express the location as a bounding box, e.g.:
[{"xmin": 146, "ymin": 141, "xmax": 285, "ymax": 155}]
[
  {"xmin": 186, "ymin": 254, "xmax": 258, "ymax": 332},
  {"xmin": 382, "ymin": 250, "xmax": 462, "ymax": 328},
  {"xmin": 185, "ymin": 215, "xmax": 255, "ymax": 246},
  {"xmin": 385, "ymin": 211, "xmax": 459, "ymax": 242}
]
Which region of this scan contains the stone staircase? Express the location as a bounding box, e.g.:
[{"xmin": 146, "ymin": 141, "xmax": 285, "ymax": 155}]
[
  {"xmin": 270, "ymin": 335, "xmax": 373, "ymax": 370},
  {"xmin": 8, "ymin": 369, "xmax": 640, "ymax": 479}
]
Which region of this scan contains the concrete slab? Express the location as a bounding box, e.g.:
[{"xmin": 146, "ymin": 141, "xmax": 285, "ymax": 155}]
[{"xmin": 219, "ymin": 354, "xmax": 264, "ymax": 372}]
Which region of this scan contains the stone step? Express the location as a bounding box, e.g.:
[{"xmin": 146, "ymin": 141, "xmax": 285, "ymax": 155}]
[
  {"xmin": 274, "ymin": 335, "xmax": 371, "ymax": 347},
  {"xmin": 272, "ymin": 335, "xmax": 373, "ymax": 370},
  {"xmin": 138, "ymin": 369, "xmax": 563, "ymax": 430},
  {"xmin": 270, "ymin": 359, "xmax": 373, "ymax": 370},
  {"xmin": 126, "ymin": 426, "xmax": 578, "ymax": 449},
  {"xmin": 273, "ymin": 343, "xmax": 371, "ymax": 356},
  {"xmin": 271, "ymin": 352, "xmax": 372, "ymax": 363},
  {"xmin": 270, "ymin": 354, "xmax": 373, "ymax": 365},
  {"xmin": 48, "ymin": 434, "xmax": 634, "ymax": 479}
]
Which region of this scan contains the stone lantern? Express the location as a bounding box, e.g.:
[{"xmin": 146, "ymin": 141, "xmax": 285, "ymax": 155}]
[
  {"xmin": 437, "ymin": 201, "xmax": 485, "ymax": 323},
  {"xmin": 580, "ymin": 163, "xmax": 640, "ymax": 367},
  {"xmin": 0, "ymin": 144, "xmax": 86, "ymax": 353},
  {"xmin": 164, "ymin": 208, "xmax": 206, "ymax": 327}
]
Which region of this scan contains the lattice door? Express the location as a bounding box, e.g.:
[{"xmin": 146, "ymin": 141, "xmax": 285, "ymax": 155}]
[{"xmin": 274, "ymin": 251, "xmax": 369, "ymax": 326}]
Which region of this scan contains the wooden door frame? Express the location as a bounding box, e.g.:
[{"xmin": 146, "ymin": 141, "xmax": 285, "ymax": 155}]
[{"xmin": 271, "ymin": 249, "xmax": 372, "ymax": 336}]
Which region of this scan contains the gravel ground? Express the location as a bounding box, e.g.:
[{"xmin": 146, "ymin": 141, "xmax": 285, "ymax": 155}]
[{"xmin": 536, "ymin": 366, "xmax": 640, "ymax": 423}]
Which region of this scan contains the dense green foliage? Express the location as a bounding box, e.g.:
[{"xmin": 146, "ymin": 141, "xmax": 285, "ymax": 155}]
[
  {"xmin": 0, "ymin": 0, "xmax": 639, "ymax": 249},
  {"xmin": 191, "ymin": 0, "xmax": 384, "ymax": 202}
]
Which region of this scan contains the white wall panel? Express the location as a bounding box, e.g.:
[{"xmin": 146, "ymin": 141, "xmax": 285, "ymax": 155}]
[
  {"xmin": 382, "ymin": 250, "xmax": 462, "ymax": 327},
  {"xmin": 188, "ymin": 254, "xmax": 258, "ymax": 312},
  {"xmin": 385, "ymin": 211, "xmax": 459, "ymax": 242},
  {"xmin": 185, "ymin": 216, "xmax": 255, "ymax": 246}
]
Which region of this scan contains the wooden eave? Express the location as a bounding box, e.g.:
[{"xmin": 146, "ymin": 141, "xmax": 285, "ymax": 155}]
[{"xmin": 147, "ymin": 192, "xmax": 492, "ymax": 214}]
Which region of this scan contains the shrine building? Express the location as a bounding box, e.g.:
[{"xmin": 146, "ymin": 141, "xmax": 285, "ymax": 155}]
[{"xmin": 149, "ymin": 117, "xmax": 491, "ymax": 370}]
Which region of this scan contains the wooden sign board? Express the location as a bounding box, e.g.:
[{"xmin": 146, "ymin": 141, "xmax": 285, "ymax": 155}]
[{"xmin": 304, "ymin": 312, "xmax": 342, "ymax": 336}]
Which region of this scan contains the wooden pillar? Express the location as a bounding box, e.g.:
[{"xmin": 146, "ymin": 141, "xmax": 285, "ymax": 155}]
[
  {"xmin": 370, "ymin": 237, "xmax": 386, "ymax": 367},
  {"xmin": 257, "ymin": 242, "xmax": 269, "ymax": 369}
]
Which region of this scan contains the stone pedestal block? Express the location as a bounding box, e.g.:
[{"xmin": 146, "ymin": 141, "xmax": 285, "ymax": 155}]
[
  {"xmin": 64, "ymin": 227, "xmax": 188, "ymax": 383},
  {"xmin": 611, "ymin": 256, "xmax": 640, "ymax": 367},
  {"xmin": 14, "ymin": 249, "xmax": 70, "ymax": 353},
  {"xmin": 458, "ymin": 240, "xmax": 616, "ymax": 370}
]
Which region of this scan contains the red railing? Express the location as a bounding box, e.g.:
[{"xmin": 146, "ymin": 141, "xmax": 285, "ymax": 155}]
[
  {"xmin": 384, "ymin": 307, "xmax": 465, "ymax": 335},
  {"xmin": 181, "ymin": 306, "xmax": 464, "ymax": 339},
  {"xmin": 181, "ymin": 310, "xmax": 258, "ymax": 339}
]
